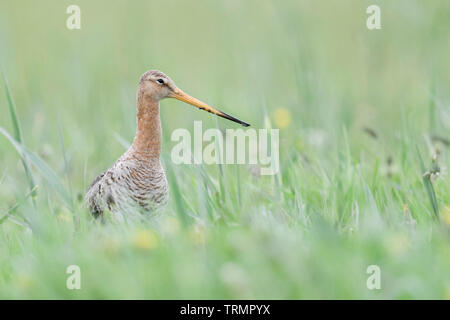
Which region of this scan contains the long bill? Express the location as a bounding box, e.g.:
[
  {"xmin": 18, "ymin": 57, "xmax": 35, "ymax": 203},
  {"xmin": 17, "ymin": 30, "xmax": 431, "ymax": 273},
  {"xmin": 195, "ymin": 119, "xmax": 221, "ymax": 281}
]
[{"xmin": 170, "ymin": 88, "xmax": 250, "ymax": 127}]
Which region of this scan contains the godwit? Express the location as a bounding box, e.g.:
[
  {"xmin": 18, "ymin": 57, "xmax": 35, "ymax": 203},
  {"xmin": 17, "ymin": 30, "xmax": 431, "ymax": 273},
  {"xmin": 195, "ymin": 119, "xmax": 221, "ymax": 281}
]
[{"xmin": 85, "ymin": 70, "xmax": 249, "ymax": 218}]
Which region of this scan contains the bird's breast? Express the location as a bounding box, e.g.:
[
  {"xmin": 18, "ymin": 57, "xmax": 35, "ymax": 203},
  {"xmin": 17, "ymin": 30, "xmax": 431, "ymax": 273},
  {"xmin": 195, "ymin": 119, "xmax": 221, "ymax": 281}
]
[{"xmin": 103, "ymin": 157, "xmax": 168, "ymax": 212}]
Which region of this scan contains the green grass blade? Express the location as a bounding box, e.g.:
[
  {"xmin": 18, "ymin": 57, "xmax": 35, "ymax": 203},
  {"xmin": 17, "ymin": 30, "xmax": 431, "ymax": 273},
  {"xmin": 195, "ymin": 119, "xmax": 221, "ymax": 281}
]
[
  {"xmin": 429, "ymin": 74, "xmax": 436, "ymax": 134},
  {"xmin": 58, "ymin": 119, "xmax": 73, "ymax": 197},
  {"xmin": 1, "ymin": 69, "xmax": 37, "ymax": 203},
  {"xmin": 0, "ymin": 127, "xmax": 73, "ymax": 210},
  {"xmin": 1, "ymin": 69, "xmax": 22, "ymax": 142},
  {"xmin": 416, "ymin": 146, "xmax": 439, "ymax": 219},
  {"xmin": 0, "ymin": 185, "xmax": 38, "ymax": 225},
  {"xmin": 166, "ymin": 164, "xmax": 189, "ymax": 227}
]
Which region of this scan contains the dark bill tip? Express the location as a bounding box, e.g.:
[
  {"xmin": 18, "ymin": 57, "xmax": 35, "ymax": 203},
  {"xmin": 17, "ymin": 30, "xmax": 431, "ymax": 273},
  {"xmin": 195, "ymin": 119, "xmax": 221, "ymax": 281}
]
[{"xmin": 219, "ymin": 110, "xmax": 250, "ymax": 127}]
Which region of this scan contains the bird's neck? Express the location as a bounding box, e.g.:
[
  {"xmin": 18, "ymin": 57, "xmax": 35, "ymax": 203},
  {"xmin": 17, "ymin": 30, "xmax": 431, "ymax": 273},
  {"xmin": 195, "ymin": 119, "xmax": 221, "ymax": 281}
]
[{"xmin": 131, "ymin": 94, "xmax": 162, "ymax": 161}]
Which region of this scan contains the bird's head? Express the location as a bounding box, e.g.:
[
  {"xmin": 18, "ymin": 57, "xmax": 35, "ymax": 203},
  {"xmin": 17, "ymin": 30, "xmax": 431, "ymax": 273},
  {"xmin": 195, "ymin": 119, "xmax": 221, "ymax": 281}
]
[{"xmin": 139, "ymin": 70, "xmax": 249, "ymax": 127}]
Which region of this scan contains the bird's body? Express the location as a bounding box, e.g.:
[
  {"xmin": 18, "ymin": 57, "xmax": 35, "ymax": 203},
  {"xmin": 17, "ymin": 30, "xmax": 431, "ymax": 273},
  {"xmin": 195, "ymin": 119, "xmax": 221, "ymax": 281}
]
[
  {"xmin": 85, "ymin": 70, "xmax": 249, "ymax": 218},
  {"xmin": 85, "ymin": 145, "xmax": 169, "ymax": 217}
]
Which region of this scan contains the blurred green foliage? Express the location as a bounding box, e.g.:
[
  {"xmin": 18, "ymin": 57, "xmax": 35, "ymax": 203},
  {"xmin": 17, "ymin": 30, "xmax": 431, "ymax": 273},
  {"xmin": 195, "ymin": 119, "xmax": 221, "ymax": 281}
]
[{"xmin": 0, "ymin": 0, "xmax": 449, "ymax": 299}]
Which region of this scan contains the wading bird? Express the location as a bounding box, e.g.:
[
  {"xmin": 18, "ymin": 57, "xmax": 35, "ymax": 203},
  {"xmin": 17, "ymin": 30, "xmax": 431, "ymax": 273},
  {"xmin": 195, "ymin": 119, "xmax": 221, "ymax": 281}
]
[{"xmin": 85, "ymin": 70, "xmax": 249, "ymax": 218}]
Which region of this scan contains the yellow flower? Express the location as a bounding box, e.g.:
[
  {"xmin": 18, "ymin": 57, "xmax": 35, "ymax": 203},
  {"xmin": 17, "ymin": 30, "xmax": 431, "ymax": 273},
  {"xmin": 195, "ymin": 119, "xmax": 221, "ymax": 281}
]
[
  {"xmin": 441, "ymin": 206, "xmax": 450, "ymax": 227},
  {"xmin": 273, "ymin": 107, "xmax": 291, "ymax": 128},
  {"xmin": 132, "ymin": 229, "xmax": 159, "ymax": 250},
  {"xmin": 14, "ymin": 273, "xmax": 34, "ymax": 290},
  {"xmin": 386, "ymin": 233, "xmax": 409, "ymax": 256},
  {"xmin": 188, "ymin": 224, "xmax": 206, "ymax": 245}
]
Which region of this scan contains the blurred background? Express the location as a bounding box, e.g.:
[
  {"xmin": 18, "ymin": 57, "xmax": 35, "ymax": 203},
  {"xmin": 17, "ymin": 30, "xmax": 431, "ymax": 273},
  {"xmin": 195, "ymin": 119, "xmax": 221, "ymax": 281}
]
[
  {"xmin": 0, "ymin": 0, "xmax": 449, "ymax": 299},
  {"xmin": 1, "ymin": 0, "xmax": 450, "ymax": 179}
]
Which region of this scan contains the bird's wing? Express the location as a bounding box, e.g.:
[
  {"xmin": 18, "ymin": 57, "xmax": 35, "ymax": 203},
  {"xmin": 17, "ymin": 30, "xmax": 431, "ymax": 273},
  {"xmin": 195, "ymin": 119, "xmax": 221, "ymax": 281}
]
[{"xmin": 85, "ymin": 170, "xmax": 107, "ymax": 218}]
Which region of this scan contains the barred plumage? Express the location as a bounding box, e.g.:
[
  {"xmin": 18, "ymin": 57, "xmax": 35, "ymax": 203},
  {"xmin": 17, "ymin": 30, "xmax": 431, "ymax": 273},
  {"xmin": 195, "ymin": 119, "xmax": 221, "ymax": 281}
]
[{"xmin": 85, "ymin": 147, "xmax": 169, "ymax": 218}]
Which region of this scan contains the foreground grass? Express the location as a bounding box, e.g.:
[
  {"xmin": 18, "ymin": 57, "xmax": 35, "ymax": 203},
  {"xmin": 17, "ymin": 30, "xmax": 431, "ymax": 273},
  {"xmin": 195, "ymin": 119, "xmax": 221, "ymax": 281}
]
[
  {"xmin": 0, "ymin": 0, "xmax": 449, "ymax": 299},
  {"xmin": 0, "ymin": 211, "xmax": 449, "ymax": 299},
  {"xmin": 0, "ymin": 130, "xmax": 448, "ymax": 299}
]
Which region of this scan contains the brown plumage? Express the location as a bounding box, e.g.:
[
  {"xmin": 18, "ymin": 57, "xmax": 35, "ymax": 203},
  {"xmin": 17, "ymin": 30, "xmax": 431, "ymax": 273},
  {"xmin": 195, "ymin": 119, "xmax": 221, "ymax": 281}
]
[{"xmin": 85, "ymin": 70, "xmax": 249, "ymax": 218}]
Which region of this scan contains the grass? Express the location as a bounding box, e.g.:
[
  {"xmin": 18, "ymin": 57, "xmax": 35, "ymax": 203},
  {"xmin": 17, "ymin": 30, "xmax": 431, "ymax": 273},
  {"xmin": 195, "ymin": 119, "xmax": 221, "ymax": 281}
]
[{"xmin": 0, "ymin": 0, "xmax": 449, "ymax": 299}]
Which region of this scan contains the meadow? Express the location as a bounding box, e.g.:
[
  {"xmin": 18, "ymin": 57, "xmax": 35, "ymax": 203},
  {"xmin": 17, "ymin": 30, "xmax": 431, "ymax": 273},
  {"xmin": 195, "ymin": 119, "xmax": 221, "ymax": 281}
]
[{"xmin": 0, "ymin": 0, "xmax": 449, "ymax": 299}]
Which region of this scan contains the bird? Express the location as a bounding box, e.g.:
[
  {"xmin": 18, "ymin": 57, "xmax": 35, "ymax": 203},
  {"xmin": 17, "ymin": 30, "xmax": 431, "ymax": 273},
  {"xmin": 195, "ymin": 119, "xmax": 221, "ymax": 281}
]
[{"xmin": 85, "ymin": 70, "xmax": 249, "ymax": 219}]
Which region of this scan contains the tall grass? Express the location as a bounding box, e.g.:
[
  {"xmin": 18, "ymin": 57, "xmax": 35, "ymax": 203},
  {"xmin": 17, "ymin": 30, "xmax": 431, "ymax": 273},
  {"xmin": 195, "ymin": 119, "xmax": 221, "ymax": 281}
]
[
  {"xmin": 0, "ymin": 0, "xmax": 449, "ymax": 299},
  {"xmin": 1, "ymin": 70, "xmax": 36, "ymax": 205}
]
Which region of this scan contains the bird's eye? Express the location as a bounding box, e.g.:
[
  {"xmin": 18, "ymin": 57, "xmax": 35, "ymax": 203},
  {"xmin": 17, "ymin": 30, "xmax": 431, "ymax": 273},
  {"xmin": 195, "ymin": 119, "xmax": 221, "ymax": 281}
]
[{"xmin": 156, "ymin": 79, "xmax": 165, "ymax": 84}]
